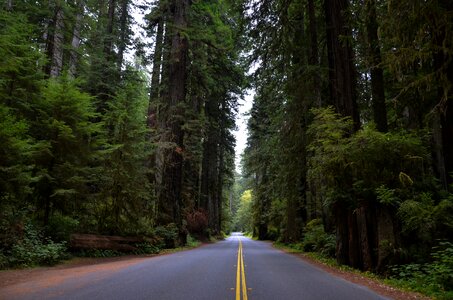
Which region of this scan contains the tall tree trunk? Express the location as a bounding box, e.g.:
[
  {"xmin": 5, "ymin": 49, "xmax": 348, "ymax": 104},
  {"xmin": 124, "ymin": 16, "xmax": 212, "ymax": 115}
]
[
  {"xmin": 307, "ymin": 0, "xmax": 321, "ymax": 107},
  {"xmin": 325, "ymin": 0, "xmax": 359, "ymax": 130},
  {"xmin": 432, "ymin": 2, "xmax": 453, "ymax": 188},
  {"xmin": 148, "ymin": 18, "xmax": 164, "ymax": 128},
  {"xmin": 365, "ymin": 0, "xmax": 387, "ymax": 132},
  {"xmin": 155, "ymin": 21, "xmax": 171, "ymax": 219},
  {"xmin": 46, "ymin": 2, "xmax": 65, "ymax": 77},
  {"xmin": 200, "ymin": 99, "xmax": 219, "ymax": 234},
  {"xmin": 104, "ymin": 0, "xmax": 116, "ymax": 56},
  {"xmin": 325, "ymin": 0, "xmax": 360, "ymax": 267},
  {"xmin": 117, "ymin": 0, "xmax": 129, "ymax": 69},
  {"xmin": 441, "ymin": 102, "xmax": 453, "ymax": 187},
  {"xmin": 158, "ymin": 0, "xmax": 189, "ymax": 245},
  {"xmin": 216, "ymin": 109, "xmax": 227, "ymax": 234},
  {"xmin": 147, "ymin": 17, "xmax": 164, "ymax": 204},
  {"xmin": 356, "ymin": 204, "xmax": 373, "ymax": 271},
  {"xmin": 376, "ymin": 205, "xmax": 396, "ymax": 272},
  {"xmin": 69, "ymin": 0, "xmax": 84, "ymax": 77},
  {"xmin": 256, "ymin": 168, "xmax": 269, "ymax": 240},
  {"xmin": 334, "ymin": 201, "xmax": 349, "ymax": 265}
]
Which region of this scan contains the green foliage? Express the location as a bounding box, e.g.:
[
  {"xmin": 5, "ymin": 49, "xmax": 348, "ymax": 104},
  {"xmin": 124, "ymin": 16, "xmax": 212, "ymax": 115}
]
[
  {"xmin": 2, "ymin": 223, "xmax": 68, "ymax": 268},
  {"xmin": 390, "ymin": 242, "xmax": 453, "ymax": 298},
  {"xmin": 29, "ymin": 76, "xmax": 102, "ymax": 222},
  {"xmin": 0, "ymin": 10, "xmax": 44, "ymax": 109},
  {"xmin": 46, "ymin": 213, "xmax": 80, "ymax": 243},
  {"xmin": 185, "ymin": 234, "xmax": 201, "ymax": 248},
  {"xmin": 133, "ymin": 243, "xmax": 160, "ymax": 255},
  {"xmin": 93, "ymin": 69, "xmax": 152, "ymax": 234},
  {"xmin": 154, "ymin": 223, "xmax": 179, "ymax": 248},
  {"xmin": 375, "ymin": 186, "xmax": 399, "ymax": 206},
  {"xmin": 233, "ymin": 190, "xmax": 253, "ymax": 233},
  {"xmin": 398, "ymin": 192, "xmax": 453, "ymax": 245},
  {"xmin": 0, "ymin": 104, "xmax": 35, "ymax": 206},
  {"xmin": 307, "ymin": 107, "xmax": 430, "ymax": 208},
  {"xmin": 302, "ymin": 219, "xmax": 335, "ymax": 257}
]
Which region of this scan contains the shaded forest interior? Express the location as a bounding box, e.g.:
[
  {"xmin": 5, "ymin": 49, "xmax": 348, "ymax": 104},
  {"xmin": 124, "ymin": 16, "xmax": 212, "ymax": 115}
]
[{"xmin": 0, "ymin": 0, "xmax": 452, "ymax": 296}]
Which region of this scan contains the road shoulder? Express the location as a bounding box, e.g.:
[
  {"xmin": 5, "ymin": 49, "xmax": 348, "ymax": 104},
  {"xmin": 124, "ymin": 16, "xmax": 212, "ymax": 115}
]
[{"xmin": 273, "ymin": 244, "xmax": 430, "ymax": 300}]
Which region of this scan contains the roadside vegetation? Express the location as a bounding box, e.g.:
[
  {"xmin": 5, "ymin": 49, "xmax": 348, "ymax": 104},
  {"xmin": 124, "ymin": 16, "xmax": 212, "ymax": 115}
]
[{"xmin": 275, "ymin": 230, "xmax": 453, "ymax": 300}]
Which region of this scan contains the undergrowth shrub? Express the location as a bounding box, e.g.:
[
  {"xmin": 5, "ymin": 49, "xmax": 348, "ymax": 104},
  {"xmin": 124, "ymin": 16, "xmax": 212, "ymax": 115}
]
[
  {"xmin": 5, "ymin": 223, "xmax": 68, "ymax": 267},
  {"xmin": 46, "ymin": 213, "xmax": 79, "ymax": 242},
  {"xmin": 302, "ymin": 219, "xmax": 335, "ymax": 257},
  {"xmin": 134, "ymin": 242, "xmax": 160, "ymax": 255},
  {"xmin": 390, "ymin": 241, "xmax": 453, "ymax": 298},
  {"xmin": 186, "ymin": 234, "xmax": 200, "ymax": 247},
  {"xmin": 154, "ymin": 223, "xmax": 178, "ymax": 248}
]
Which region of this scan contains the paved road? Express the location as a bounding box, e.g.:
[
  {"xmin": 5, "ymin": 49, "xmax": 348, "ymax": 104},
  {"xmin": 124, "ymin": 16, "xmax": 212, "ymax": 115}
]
[{"xmin": 1, "ymin": 233, "xmax": 388, "ymax": 300}]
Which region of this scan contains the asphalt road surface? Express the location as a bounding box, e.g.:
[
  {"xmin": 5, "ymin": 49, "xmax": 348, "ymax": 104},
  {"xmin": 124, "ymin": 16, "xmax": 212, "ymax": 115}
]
[{"xmin": 1, "ymin": 233, "xmax": 389, "ymax": 300}]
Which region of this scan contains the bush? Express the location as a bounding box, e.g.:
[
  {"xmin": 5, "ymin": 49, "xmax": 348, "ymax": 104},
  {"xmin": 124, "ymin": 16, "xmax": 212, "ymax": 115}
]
[
  {"xmin": 6, "ymin": 223, "xmax": 68, "ymax": 267},
  {"xmin": 302, "ymin": 219, "xmax": 335, "ymax": 257},
  {"xmin": 154, "ymin": 223, "xmax": 179, "ymax": 248},
  {"xmin": 0, "ymin": 252, "xmax": 8, "ymax": 269},
  {"xmin": 391, "ymin": 241, "xmax": 453, "ymax": 298},
  {"xmin": 46, "ymin": 213, "xmax": 79, "ymax": 242},
  {"xmin": 134, "ymin": 242, "xmax": 160, "ymax": 255},
  {"xmin": 186, "ymin": 234, "xmax": 200, "ymax": 247}
]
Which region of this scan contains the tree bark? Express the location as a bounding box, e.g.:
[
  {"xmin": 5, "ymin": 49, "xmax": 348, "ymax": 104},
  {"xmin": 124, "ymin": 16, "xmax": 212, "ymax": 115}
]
[
  {"xmin": 334, "ymin": 201, "xmax": 349, "ymax": 265},
  {"xmin": 376, "ymin": 206, "xmax": 396, "ymax": 272},
  {"xmin": 365, "ymin": 0, "xmax": 387, "ymax": 132},
  {"xmin": 441, "ymin": 103, "xmax": 453, "ymax": 187},
  {"xmin": 117, "ymin": 0, "xmax": 129, "ymax": 69},
  {"xmin": 357, "ymin": 205, "xmax": 373, "ymax": 271},
  {"xmin": 104, "ymin": 0, "xmax": 116, "ymax": 57},
  {"xmin": 200, "ymin": 97, "xmax": 220, "ymax": 234},
  {"xmin": 307, "ymin": 0, "xmax": 321, "ymax": 107},
  {"xmin": 325, "ymin": 0, "xmax": 361, "ymax": 267},
  {"xmin": 325, "ymin": 0, "xmax": 360, "ymax": 130},
  {"xmin": 158, "ymin": 0, "xmax": 189, "ymax": 245},
  {"xmin": 432, "ymin": 3, "xmax": 453, "ymax": 187},
  {"xmin": 46, "ymin": 2, "xmax": 65, "ymax": 77},
  {"xmin": 148, "ymin": 18, "xmax": 164, "ymax": 128},
  {"xmin": 69, "ymin": 0, "xmax": 84, "ymax": 77}
]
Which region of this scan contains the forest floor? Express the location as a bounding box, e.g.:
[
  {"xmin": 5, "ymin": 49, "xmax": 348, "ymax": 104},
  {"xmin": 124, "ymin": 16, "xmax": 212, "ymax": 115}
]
[{"xmin": 275, "ymin": 244, "xmax": 431, "ymax": 300}]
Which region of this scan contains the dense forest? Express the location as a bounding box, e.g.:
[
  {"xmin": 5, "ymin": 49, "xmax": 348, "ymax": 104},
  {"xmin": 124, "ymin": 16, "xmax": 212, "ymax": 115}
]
[
  {"xmin": 237, "ymin": 0, "xmax": 453, "ymax": 296},
  {"xmin": 1, "ymin": 0, "xmax": 452, "ymax": 296},
  {"xmin": 0, "ymin": 0, "xmax": 245, "ymax": 265}
]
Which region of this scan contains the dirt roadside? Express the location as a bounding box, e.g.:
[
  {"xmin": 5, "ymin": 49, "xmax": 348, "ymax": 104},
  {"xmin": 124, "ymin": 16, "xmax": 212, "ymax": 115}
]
[{"xmin": 0, "ymin": 255, "xmax": 153, "ymax": 290}]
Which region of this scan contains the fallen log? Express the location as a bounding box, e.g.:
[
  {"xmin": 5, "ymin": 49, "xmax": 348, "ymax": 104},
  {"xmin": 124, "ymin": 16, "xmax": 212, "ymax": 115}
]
[{"xmin": 70, "ymin": 234, "xmax": 146, "ymax": 252}]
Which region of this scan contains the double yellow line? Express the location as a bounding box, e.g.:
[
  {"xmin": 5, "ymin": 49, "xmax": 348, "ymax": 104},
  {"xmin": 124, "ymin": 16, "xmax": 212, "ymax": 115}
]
[{"xmin": 236, "ymin": 239, "xmax": 248, "ymax": 300}]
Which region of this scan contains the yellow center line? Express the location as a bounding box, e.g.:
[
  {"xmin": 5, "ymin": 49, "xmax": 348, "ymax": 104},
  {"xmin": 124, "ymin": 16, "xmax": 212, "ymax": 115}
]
[
  {"xmin": 236, "ymin": 240, "xmax": 241, "ymax": 300},
  {"xmin": 236, "ymin": 238, "xmax": 248, "ymax": 300},
  {"xmin": 240, "ymin": 240, "xmax": 248, "ymax": 300}
]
